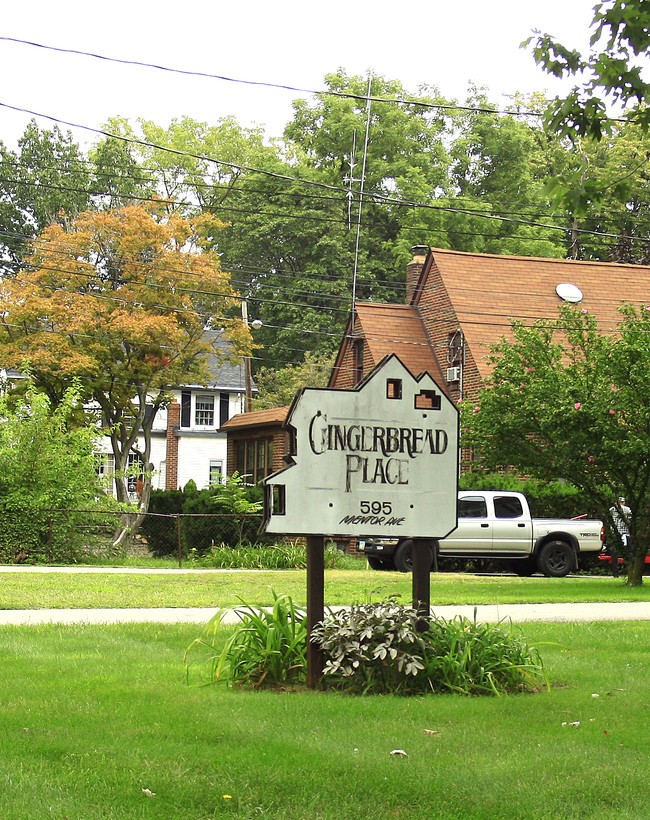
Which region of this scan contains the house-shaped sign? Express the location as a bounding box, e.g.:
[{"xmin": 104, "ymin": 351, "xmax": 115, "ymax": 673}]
[{"xmin": 263, "ymin": 355, "xmax": 459, "ymax": 539}]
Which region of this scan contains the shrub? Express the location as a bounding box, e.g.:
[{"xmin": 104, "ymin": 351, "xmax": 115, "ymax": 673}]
[
  {"xmin": 311, "ymin": 599, "xmax": 548, "ymax": 696},
  {"xmin": 0, "ymin": 380, "xmax": 116, "ymax": 563},
  {"xmin": 141, "ymin": 475, "xmax": 268, "ymax": 557},
  {"xmin": 185, "ymin": 592, "xmax": 307, "ymax": 688},
  {"xmin": 188, "ymin": 596, "xmax": 548, "ymax": 696},
  {"xmin": 459, "ymin": 471, "xmax": 588, "ymax": 519},
  {"xmin": 422, "ymin": 615, "xmax": 549, "ymax": 695},
  {"xmin": 311, "ymin": 599, "xmax": 427, "ymax": 694}
]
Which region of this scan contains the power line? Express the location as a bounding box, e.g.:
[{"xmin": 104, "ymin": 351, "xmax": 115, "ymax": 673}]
[{"xmin": 0, "ymin": 37, "xmax": 556, "ymax": 120}]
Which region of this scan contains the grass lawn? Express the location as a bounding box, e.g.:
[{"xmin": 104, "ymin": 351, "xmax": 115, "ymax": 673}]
[
  {"xmin": 1, "ymin": 568, "xmax": 649, "ymax": 609},
  {"xmin": 0, "ymin": 620, "xmax": 648, "ymax": 819}
]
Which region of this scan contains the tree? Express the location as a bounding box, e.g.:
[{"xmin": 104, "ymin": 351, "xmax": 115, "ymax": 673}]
[
  {"xmin": 526, "ymin": 0, "xmax": 650, "ymax": 141},
  {"xmin": 89, "ymin": 136, "xmax": 155, "ymax": 210},
  {"xmin": 0, "ymin": 121, "xmax": 91, "ymax": 271},
  {"xmin": 253, "ymin": 350, "xmax": 336, "ymax": 409},
  {"xmin": 525, "ymin": 0, "xmax": 650, "ymax": 251},
  {"xmin": 0, "ymin": 204, "xmax": 251, "ymax": 521},
  {"xmin": 447, "ymin": 89, "xmax": 569, "ymax": 258},
  {"xmin": 0, "ymin": 379, "xmax": 108, "ymax": 563},
  {"xmin": 212, "ymin": 71, "xmax": 456, "ymax": 367},
  {"xmin": 462, "ymin": 303, "xmax": 650, "ymax": 586}
]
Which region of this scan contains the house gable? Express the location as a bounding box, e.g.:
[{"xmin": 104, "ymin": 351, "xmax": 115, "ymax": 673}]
[{"xmin": 329, "ymin": 302, "xmax": 446, "ymax": 390}]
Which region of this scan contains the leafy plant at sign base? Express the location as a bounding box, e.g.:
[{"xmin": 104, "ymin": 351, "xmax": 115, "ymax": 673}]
[
  {"xmin": 310, "ymin": 598, "xmax": 427, "ymax": 695},
  {"xmin": 185, "ymin": 592, "xmax": 307, "ymax": 688},
  {"xmin": 311, "ymin": 599, "xmax": 548, "ymax": 696},
  {"xmin": 187, "ymin": 595, "xmax": 548, "ymax": 695}
]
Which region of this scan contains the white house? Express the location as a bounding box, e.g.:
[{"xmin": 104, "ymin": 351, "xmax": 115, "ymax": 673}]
[{"xmin": 92, "ymin": 329, "xmax": 254, "ymax": 498}]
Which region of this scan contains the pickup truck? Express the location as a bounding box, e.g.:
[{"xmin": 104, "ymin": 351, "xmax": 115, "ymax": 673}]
[{"xmin": 357, "ymin": 491, "xmax": 605, "ymax": 577}]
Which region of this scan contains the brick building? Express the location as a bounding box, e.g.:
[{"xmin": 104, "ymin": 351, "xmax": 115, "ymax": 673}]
[
  {"xmin": 331, "ymin": 246, "xmax": 650, "ymax": 402},
  {"xmin": 219, "ymin": 406, "xmax": 290, "ymax": 485},
  {"xmin": 222, "ymin": 246, "xmax": 650, "ymax": 477}
]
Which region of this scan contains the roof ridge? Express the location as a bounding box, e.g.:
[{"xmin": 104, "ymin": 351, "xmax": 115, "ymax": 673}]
[{"xmin": 429, "ymin": 247, "xmax": 650, "ymax": 270}]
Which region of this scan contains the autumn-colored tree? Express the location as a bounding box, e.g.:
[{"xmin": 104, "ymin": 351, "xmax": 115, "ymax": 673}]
[{"xmin": 0, "ymin": 204, "xmax": 251, "ymax": 523}]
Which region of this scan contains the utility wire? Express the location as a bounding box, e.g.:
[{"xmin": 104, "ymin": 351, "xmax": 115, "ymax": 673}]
[{"xmin": 0, "ymin": 36, "xmax": 558, "ymax": 120}]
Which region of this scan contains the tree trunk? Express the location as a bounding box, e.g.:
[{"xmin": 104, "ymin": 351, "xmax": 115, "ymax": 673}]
[{"xmin": 626, "ymin": 553, "xmax": 645, "ymax": 586}]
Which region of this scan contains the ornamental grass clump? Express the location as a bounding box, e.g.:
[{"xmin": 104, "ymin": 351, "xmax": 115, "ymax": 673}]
[
  {"xmin": 422, "ymin": 614, "xmax": 549, "ymax": 695},
  {"xmin": 185, "ymin": 592, "xmax": 307, "ymax": 688}
]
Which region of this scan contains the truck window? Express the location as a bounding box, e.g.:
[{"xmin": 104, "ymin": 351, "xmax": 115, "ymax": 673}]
[
  {"xmin": 494, "ymin": 496, "xmax": 524, "ymax": 518},
  {"xmin": 458, "ymin": 497, "xmax": 488, "ymax": 518}
]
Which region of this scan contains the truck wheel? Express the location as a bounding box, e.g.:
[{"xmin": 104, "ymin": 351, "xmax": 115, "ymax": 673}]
[
  {"xmin": 393, "ymin": 540, "xmax": 434, "ymax": 573},
  {"xmin": 536, "ymin": 541, "xmax": 575, "ymax": 577},
  {"xmin": 393, "ymin": 540, "xmax": 414, "ymax": 572},
  {"xmin": 367, "ymin": 556, "xmax": 394, "ymax": 571}
]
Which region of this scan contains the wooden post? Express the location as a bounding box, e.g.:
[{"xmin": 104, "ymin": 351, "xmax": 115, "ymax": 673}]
[
  {"xmin": 306, "ymin": 535, "xmax": 325, "ymax": 688},
  {"xmin": 411, "ymin": 538, "xmax": 431, "ymax": 632}
]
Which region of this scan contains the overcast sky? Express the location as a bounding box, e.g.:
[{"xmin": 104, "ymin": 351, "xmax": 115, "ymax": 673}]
[{"xmin": 0, "ymin": 0, "xmax": 598, "ymax": 150}]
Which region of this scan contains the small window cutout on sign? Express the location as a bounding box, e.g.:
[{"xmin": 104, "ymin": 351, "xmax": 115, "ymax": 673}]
[
  {"xmin": 270, "ymin": 484, "xmax": 286, "ymax": 515},
  {"xmin": 386, "ymin": 378, "xmax": 402, "ymax": 399},
  {"xmin": 415, "ymin": 390, "xmax": 441, "ymax": 410}
]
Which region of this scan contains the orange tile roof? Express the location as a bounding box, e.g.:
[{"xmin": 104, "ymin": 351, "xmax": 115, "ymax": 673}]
[
  {"xmin": 354, "ymin": 302, "xmax": 445, "ymax": 383},
  {"xmin": 418, "ymin": 247, "xmax": 650, "ymax": 380},
  {"xmin": 220, "ymin": 406, "xmax": 289, "ymax": 431}
]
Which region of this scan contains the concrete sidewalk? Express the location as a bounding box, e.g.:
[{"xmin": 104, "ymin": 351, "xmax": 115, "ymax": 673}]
[{"xmin": 1, "ymin": 601, "xmax": 649, "ymax": 626}]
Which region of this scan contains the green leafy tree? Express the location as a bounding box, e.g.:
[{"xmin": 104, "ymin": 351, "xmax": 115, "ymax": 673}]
[
  {"xmin": 525, "ymin": 0, "xmax": 650, "ymax": 255},
  {"xmin": 213, "ymin": 71, "xmax": 455, "ymax": 367},
  {"xmin": 526, "ymin": 0, "xmax": 650, "ymax": 141},
  {"xmin": 253, "ymin": 351, "xmax": 335, "ymax": 409},
  {"xmin": 0, "ymin": 121, "xmax": 91, "ymax": 271},
  {"xmin": 0, "ymin": 379, "xmax": 107, "ymax": 563},
  {"xmin": 448, "ymin": 89, "xmax": 568, "ymax": 258},
  {"xmin": 462, "ymin": 304, "xmax": 650, "ymax": 585},
  {"xmin": 89, "ymin": 136, "xmax": 155, "ymax": 210}
]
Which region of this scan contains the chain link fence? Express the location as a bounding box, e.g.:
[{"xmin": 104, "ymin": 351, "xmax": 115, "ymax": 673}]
[{"xmin": 2, "ymin": 509, "xmax": 271, "ymax": 566}]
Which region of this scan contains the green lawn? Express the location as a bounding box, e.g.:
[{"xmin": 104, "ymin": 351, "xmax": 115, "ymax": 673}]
[
  {"xmin": 1, "ymin": 620, "xmax": 648, "ymax": 819},
  {"xmin": 1, "ymin": 568, "xmax": 649, "ymax": 609}
]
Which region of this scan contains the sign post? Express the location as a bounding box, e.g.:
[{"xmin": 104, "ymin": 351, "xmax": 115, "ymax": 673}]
[
  {"xmin": 306, "ymin": 535, "xmax": 325, "ymax": 686},
  {"xmin": 262, "ymin": 355, "xmax": 459, "ymax": 685}
]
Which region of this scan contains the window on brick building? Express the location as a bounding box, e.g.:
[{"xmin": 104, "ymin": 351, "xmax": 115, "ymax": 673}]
[
  {"xmin": 234, "ymin": 437, "xmax": 274, "ymax": 484},
  {"xmin": 354, "ymin": 338, "xmax": 364, "ymax": 385}
]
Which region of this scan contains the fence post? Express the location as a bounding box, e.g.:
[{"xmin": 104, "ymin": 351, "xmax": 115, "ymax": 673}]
[{"xmin": 176, "ymin": 515, "xmax": 182, "ymax": 568}]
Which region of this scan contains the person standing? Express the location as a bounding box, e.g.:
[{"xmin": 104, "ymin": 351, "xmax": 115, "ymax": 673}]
[{"xmin": 609, "ymin": 497, "xmax": 631, "ymax": 577}]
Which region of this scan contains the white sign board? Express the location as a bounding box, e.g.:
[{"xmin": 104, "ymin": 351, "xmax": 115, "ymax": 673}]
[{"xmin": 263, "ymin": 355, "xmax": 458, "ymax": 538}]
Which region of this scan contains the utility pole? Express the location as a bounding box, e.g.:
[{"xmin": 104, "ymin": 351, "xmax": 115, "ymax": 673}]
[
  {"xmin": 241, "ymin": 299, "xmax": 262, "ymax": 413},
  {"xmin": 242, "ymin": 300, "xmax": 253, "ymax": 413}
]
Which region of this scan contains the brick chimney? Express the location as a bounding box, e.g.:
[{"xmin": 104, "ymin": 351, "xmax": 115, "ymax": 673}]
[
  {"xmin": 406, "ymin": 245, "xmax": 429, "ymax": 303},
  {"xmin": 165, "ymin": 401, "xmax": 180, "ymax": 490}
]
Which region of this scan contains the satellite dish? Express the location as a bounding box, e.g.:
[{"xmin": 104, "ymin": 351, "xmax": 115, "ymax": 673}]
[{"xmin": 556, "ymin": 283, "xmax": 583, "ymax": 303}]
